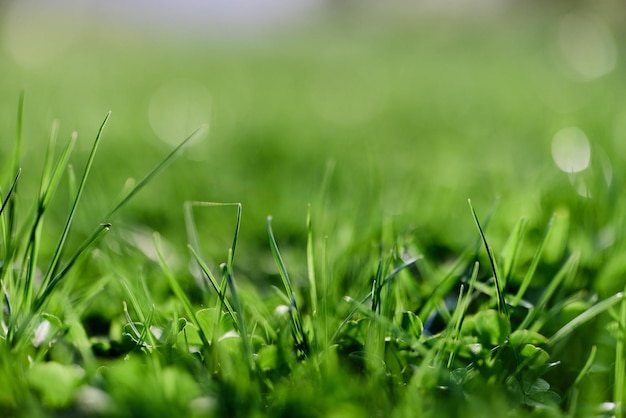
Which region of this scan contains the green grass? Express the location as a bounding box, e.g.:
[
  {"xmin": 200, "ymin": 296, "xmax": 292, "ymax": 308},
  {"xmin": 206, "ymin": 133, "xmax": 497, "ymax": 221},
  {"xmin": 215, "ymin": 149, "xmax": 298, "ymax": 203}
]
[{"xmin": 1, "ymin": 9, "xmax": 626, "ymax": 417}]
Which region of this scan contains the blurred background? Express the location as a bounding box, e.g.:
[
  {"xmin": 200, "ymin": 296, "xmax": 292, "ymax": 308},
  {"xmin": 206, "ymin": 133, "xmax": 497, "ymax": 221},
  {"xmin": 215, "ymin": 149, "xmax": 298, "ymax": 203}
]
[{"xmin": 0, "ymin": 0, "xmax": 625, "ymax": 292}]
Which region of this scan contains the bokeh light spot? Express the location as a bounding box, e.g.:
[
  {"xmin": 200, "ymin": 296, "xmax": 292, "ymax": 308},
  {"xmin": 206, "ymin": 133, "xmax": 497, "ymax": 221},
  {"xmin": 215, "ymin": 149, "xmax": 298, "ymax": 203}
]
[
  {"xmin": 149, "ymin": 79, "xmax": 211, "ymax": 148},
  {"xmin": 551, "ymin": 127, "xmax": 591, "ymax": 173},
  {"xmin": 2, "ymin": 0, "xmax": 86, "ymax": 68},
  {"xmin": 557, "ymin": 12, "xmax": 617, "ymax": 80}
]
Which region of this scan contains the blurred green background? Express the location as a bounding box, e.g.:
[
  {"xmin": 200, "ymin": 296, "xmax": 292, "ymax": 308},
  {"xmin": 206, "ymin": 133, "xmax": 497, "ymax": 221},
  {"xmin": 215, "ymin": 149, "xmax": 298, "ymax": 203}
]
[{"xmin": 1, "ymin": 0, "xmax": 625, "ymax": 291}]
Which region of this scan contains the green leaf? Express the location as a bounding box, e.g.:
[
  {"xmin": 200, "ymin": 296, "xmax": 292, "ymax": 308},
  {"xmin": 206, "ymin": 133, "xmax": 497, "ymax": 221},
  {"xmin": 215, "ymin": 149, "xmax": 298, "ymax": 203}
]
[
  {"xmin": 474, "ymin": 309, "xmax": 510, "ymax": 346},
  {"xmin": 509, "ymin": 329, "xmax": 548, "ymax": 347},
  {"xmin": 526, "ymin": 390, "xmax": 561, "ymax": 407},
  {"xmin": 27, "ymin": 362, "xmax": 84, "ymax": 407},
  {"xmin": 257, "ymin": 345, "xmax": 278, "ymax": 371},
  {"xmin": 519, "ymin": 344, "xmax": 550, "ymax": 369}
]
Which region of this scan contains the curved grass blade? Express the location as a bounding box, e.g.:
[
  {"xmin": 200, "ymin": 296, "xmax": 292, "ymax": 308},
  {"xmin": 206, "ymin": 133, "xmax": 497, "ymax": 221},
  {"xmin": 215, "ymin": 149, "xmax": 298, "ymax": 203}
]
[
  {"xmin": 468, "ymin": 199, "xmax": 507, "ymax": 316},
  {"xmin": 518, "ymin": 252, "xmax": 579, "ymax": 331},
  {"xmin": 0, "ymin": 169, "xmax": 21, "ymax": 220},
  {"xmin": 38, "ymin": 123, "xmax": 206, "ymax": 313},
  {"xmin": 549, "ymin": 292, "xmax": 624, "ymax": 346},
  {"xmin": 267, "ymin": 216, "xmax": 309, "ymax": 358},
  {"xmin": 614, "ymin": 287, "xmax": 626, "ymax": 417},
  {"xmin": 154, "ymin": 234, "xmax": 211, "ymax": 350},
  {"xmin": 418, "ymin": 199, "xmax": 498, "ymax": 321},
  {"xmin": 184, "ymin": 201, "xmax": 244, "ymax": 336},
  {"xmin": 330, "ymin": 256, "xmax": 419, "ymax": 344},
  {"xmin": 34, "ymin": 223, "xmax": 111, "ymax": 312},
  {"xmin": 104, "ymin": 125, "xmax": 207, "ymax": 220},
  {"xmin": 5, "ymin": 91, "xmax": 24, "ymax": 185},
  {"xmin": 41, "ymin": 112, "xmax": 110, "ymax": 291},
  {"xmin": 188, "ymin": 245, "xmax": 236, "ymax": 322},
  {"xmin": 501, "ymin": 217, "xmax": 527, "ymax": 287},
  {"xmin": 222, "ymin": 250, "xmax": 255, "ymax": 372},
  {"xmin": 512, "ymin": 215, "xmax": 555, "ymax": 307},
  {"xmin": 22, "ymin": 130, "xmax": 77, "ymax": 308},
  {"xmin": 184, "ymin": 201, "xmax": 241, "ymax": 262},
  {"xmin": 306, "ymin": 205, "xmax": 318, "ymax": 316}
]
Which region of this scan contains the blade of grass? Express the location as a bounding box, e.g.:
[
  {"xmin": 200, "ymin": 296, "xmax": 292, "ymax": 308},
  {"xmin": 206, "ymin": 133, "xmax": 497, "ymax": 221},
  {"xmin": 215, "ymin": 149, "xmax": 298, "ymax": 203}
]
[
  {"xmin": 329, "ymin": 256, "xmax": 419, "ymax": 345},
  {"xmin": 468, "ymin": 199, "xmax": 507, "ymax": 316},
  {"xmin": 549, "ymin": 292, "xmax": 624, "ymax": 346},
  {"xmin": 0, "ymin": 93, "xmax": 25, "ymax": 286},
  {"xmin": 418, "ymin": 200, "xmax": 498, "ymax": 321},
  {"xmin": 22, "ymin": 130, "xmax": 77, "ymax": 309},
  {"xmin": 154, "ymin": 233, "xmax": 211, "ymax": 350},
  {"xmin": 188, "ymin": 245, "xmax": 237, "ymax": 322},
  {"xmin": 184, "ymin": 201, "xmax": 241, "ymax": 261},
  {"xmin": 501, "ymin": 217, "xmax": 527, "ymax": 287},
  {"xmin": 37, "ymin": 123, "xmax": 206, "ymax": 313},
  {"xmin": 104, "ymin": 125, "xmax": 207, "ymax": 220},
  {"xmin": 33, "ymin": 223, "xmax": 111, "ymax": 312},
  {"xmin": 447, "ymin": 261, "xmax": 480, "ymax": 368},
  {"xmin": 306, "ymin": 204, "xmax": 318, "ymax": 317},
  {"xmin": 41, "ymin": 113, "xmax": 110, "ymax": 292},
  {"xmin": 615, "ymin": 287, "xmax": 626, "ymax": 418},
  {"xmin": 222, "ymin": 249, "xmax": 255, "ymax": 373},
  {"xmin": 512, "ymin": 215, "xmax": 555, "ymax": 307},
  {"xmin": 0, "ymin": 169, "xmax": 21, "ymax": 220},
  {"xmin": 11, "ymin": 92, "xmax": 24, "ymax": 179},
  {"xmin": 566, "ymin": 345, "xmax": 597, "ymax": 418},
  {"xmin": 267, "ymin": 216, "xmax": 309, "ymax": 358},
  {"xmin": 518, "ymin": 252, "xmax": 579, "ymax": 331}
]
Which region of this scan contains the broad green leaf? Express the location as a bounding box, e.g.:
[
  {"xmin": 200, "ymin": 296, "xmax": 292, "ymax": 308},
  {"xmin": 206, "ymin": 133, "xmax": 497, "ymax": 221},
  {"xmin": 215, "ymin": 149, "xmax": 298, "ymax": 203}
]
[
  {"xmin": 474, "ymin": 310, "xmax": 510, "ymax": 346},
  {"xmin": 519, "ymin": 344, "xmax": 550, "ymax": 369},
  {"xmin": 509, "ymin": 329, "xmax": 548, "ymax": 347},
  {"xmin": 257, "ymin": 345, "xmax": 278, "ymax": 371},
  {"xmin": 526, "ymin": 390, "xmax": 561, "ymax": 407},
  {"xmin": 27, "ymin": 362, "xmax": 84, "ymax": 407}
]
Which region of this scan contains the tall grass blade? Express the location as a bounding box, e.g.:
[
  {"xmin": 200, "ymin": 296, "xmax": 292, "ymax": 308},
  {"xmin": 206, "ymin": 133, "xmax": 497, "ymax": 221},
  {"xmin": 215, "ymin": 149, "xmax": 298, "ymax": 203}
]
[
  {"xmin": 8, "ymin": 91, "xmax": 23, "ymax": 184},
  {"xmin": 41, "ymin": 113, "xmax": 110, "ymax": 290},
  {"xmin": 446, "ymin": 261, "xmax": 480, "ymax": 368},
  {"xmin": 188, "ymin": 245, "xmax": 236, "ymax": 322},
  {"xmin": 34, "ymin": 223, "xmax": 111, "ymax": 312},
  {"xmin": 512, "ymin": 215, "xmax": 555, "ymax": 307},
  {"xmin": 184, "ymin": 201, "xmax": 241, "ymax": 261},
  {"xmin": 267, "ymin": 216, "xmax": 309, "ymax": 358},
  {"xmin": 0, "ymin": 169, "xmax": 21, "ymax": 219},
  {"xmin": 155, "ymin": 234, "xmax": 211, "ymax": 350},
  {"xmin": 330, "ymin": 257, "xmax": 419, "ymax": 344},
  {"xmin": 104, "ymin": 125, "xmax": 207, "ymax": 220},
  {"xmin": 306, "ymin": 205, "xmax": 318, "ymax": 316},
  {"xmin": 223, "ymin": 250, "xmax": 255, "ymax": 372},
  {"xmin": 501, "ymin": 218, "xmax": 526, "ymax": 287},
  {"xmin": 22, "ymin": 130, "xmax": 77, "ymax": 308},
  {"xmin": 418, "ymin": 200, "xmax": 498, "ymax": 321},
  {"xmin": 549, "ymin": 292, "xmax": 624, "ymax": 346},
  {"xmin": 615, "ymin": 287, "xmax": 626, "ymax": 417},
  {"xmin": 518, "ymin": 252, "xmax": 579, "ymax": 331},
  {"xmin": 468, "ymin": 199, "xmax": 507, "ymax": 316}
]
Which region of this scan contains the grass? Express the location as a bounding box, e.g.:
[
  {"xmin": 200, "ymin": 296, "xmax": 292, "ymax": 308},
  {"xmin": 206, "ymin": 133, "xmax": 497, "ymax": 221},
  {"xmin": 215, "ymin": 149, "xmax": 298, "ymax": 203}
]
[{"xmin": 1, "ymin": 9, "xmax": 626, "ymax": 417}]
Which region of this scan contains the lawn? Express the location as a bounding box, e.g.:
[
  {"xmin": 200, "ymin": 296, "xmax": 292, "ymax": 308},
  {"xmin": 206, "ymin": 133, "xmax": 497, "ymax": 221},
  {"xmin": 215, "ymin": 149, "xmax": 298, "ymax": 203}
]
[{"xmin": 1, "ymin": 4, "xmax": 626, "ymax": 417}]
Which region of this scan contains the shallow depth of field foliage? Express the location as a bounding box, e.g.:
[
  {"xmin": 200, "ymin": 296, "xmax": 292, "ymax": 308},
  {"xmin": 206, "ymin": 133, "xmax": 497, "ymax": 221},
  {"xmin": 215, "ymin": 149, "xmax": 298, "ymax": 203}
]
[{"xmin": 1, "ymin": 3, "xmax": 626, "ymax": 417}]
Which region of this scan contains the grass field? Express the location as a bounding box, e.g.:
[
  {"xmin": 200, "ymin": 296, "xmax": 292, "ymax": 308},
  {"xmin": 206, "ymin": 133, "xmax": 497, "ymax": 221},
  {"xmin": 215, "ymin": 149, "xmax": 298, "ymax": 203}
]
[{"xmin": 1, "ymin": 4, "xmax": 626, "ymax": 417}]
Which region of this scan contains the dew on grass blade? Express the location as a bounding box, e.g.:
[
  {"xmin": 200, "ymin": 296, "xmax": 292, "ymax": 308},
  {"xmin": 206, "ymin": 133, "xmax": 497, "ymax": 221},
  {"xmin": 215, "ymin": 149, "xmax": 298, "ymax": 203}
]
[
  {"xmin": 557, "ymin": 12, "xmax": 617, "ymax": 80},
  {"xmin": 551, "ymin": 127, "xmax": 591, "ymax": 173}
]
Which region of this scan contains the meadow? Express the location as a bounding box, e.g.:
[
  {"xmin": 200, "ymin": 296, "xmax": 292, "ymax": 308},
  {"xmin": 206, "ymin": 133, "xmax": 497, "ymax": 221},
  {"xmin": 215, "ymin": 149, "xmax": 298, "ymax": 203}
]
[{"xmin": 1, "ymin": 5, "xmax": 626, "ymax": 417}]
